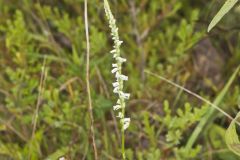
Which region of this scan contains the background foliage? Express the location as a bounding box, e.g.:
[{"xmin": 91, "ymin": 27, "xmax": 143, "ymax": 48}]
[{"xmin": 0, "ymin": 0, "xmax": 240, "ymax": 159}]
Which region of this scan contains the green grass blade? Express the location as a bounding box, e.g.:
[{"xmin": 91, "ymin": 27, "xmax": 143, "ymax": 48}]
[
  {"xmin": 208, "ymin": 0, "xmax": 238, "ymax": 32},
  {"xmin": 186, "ymin": 66, "xmax": 240, "ymax": 149}
]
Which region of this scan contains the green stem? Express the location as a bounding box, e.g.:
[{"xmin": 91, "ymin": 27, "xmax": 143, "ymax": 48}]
[
  {"xmin": 120, "ymin": 94, "xmax": 126, "ymax": 159},
  {"xmin": 121, "ymin": 129, "xmax": 125, "ymax": 159}
]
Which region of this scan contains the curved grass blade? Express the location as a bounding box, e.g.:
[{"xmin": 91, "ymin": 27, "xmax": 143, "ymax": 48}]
[
  {"xmin": 186, "ymin": 66, "xmax": 240, "ymax": 149},
  {"xmin": 226, "ymin": 112, "xmax": 240, "ymax": 156},
  {"xmin": 208, "ymin": 0, "xmax": 238, "ymax": 32}
]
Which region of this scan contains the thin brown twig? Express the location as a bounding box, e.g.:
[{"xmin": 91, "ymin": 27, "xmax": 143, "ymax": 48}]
[
  {"xmin": 84, "ymin": 0, "xmax": 98, "ymax": 159},
  {"xmin": 32, "ymin": 57, "xmax": 47, "ymax": 137},
  {"xmin": 29, "ymin": 57, "xmax": 47, "ymax": 159},
  {"xmin": 59, "ymin": 77, "xmax": 79, "ymax": 91}
]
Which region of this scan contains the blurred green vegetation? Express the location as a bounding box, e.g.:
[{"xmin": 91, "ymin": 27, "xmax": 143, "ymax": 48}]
[{"xmin": 0, "ymin": 0, "xmax": 240, "ymax": 159}]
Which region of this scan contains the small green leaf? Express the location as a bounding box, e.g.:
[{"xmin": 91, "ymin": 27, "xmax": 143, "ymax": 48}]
[
  {"xmin": 45, "ymin": 147, "xmax": 68, "ymax": 160},
  {"xmin": 225, "ymin": 112, "xmax": 240, "ymax": 156},
  {"xmin": 208, "ymin": 0, "xmax": 238, "ymax": 32}
]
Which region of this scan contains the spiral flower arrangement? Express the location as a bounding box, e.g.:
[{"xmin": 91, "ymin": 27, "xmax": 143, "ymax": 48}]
[{"xmin": 104, "ymin": 0, "xmax": 130, "ymax": 159}]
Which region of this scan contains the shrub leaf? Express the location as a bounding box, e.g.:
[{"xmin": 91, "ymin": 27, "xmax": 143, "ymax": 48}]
[{"xmin": 225, "ymin": 112, "xmax": 240, "ymax": 156}]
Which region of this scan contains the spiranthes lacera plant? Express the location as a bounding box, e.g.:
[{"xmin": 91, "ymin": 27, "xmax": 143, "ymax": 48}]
[{"xmin": 103, "ymin": 0, "xmax": 130, "ymax": 159}]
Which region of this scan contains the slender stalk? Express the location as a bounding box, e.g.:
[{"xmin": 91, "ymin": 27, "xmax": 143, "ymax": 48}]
[
  {"xmin": 119, "ymin": 55, "xmax": 126, "ymax": 159},
  {"xmin": 121, "ymin": 130, "xmax": 125, "ymax": 159},
  {"xmin": 84, "ymin": 0, "xmax": 98, "ymax": 159},
  {"xmin": 104, "ymin": 0, "xmax": 130, "ymax": 159},
  {"xmin": 32, "ymin": 57, "xmax": 47, "ymax": 138},
  {"xmin": 30, "ymin": 57, "xmax": 47, "ymax": 159}
]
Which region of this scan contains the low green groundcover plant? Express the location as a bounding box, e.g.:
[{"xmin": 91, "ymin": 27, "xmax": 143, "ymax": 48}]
[{"xmin": 0, "ymin": 0, "xmax": 239, "ymax": 159}]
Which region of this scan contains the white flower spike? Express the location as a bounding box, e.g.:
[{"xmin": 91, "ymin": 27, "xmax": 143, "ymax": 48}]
[
  {"xmin": 104, "ymin": 0, "xmax": 130, "ymax": 129},
  {"xmin": 113, "ymin": 86, "xmax": 119, "ymax": 93},
  {"xmin": 104, "ymin": 0, "xmax": 130, "ymax": 158},
  {"xmin": 112, "ymin": 63, "xmax": 118, "ymax": 67}
]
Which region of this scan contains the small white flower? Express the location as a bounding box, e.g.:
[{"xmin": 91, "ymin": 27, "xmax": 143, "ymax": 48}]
[
  {"xmin": 112, "ymin": 82, "xmax": 119, "ymax": 87},
  {"xmin": 116, "ymin": 57, "xmax": 126, "ymax": 63},
  {"xmin": 112, "ymin": 63, "xmax": 118, "ymax": 67},
  {"xmin": 123, "ymin": 122, "xmax": 130, "ymax": 130},
  {"xmin": 120, "ymin": 75, "xmax": 128, "ymax": 81},
  {"xmin": 116, "ymin": 73, "xmax": 128, "ymax": 81},
  {"xmin": 111, "ymin": 67, "xmax": 118, "ymax": 73},
  {"xmin": 117, "ymin": 40, "xmax": 123, "ymax": 46},
  {"xmin": 113, "ymin": 86, "xmax": 119, "ymax": 93},
  {"xmin": 59, "ymin": 157, "xmax": 65, "ymax": 160},
  {"xmin": 121, "ymin": 118, "xmax": 130, "ymax": 130},
  {"xmin": 120, "ymin": 92, "xmax": 130, "ymax": 99},
  {"xmin": 113, "ymin": 105, "xmax": 121, "ymax": 110},
  {"xmin": 110, "ymin": 49, "xmax": 116, "ymax": 53}
]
